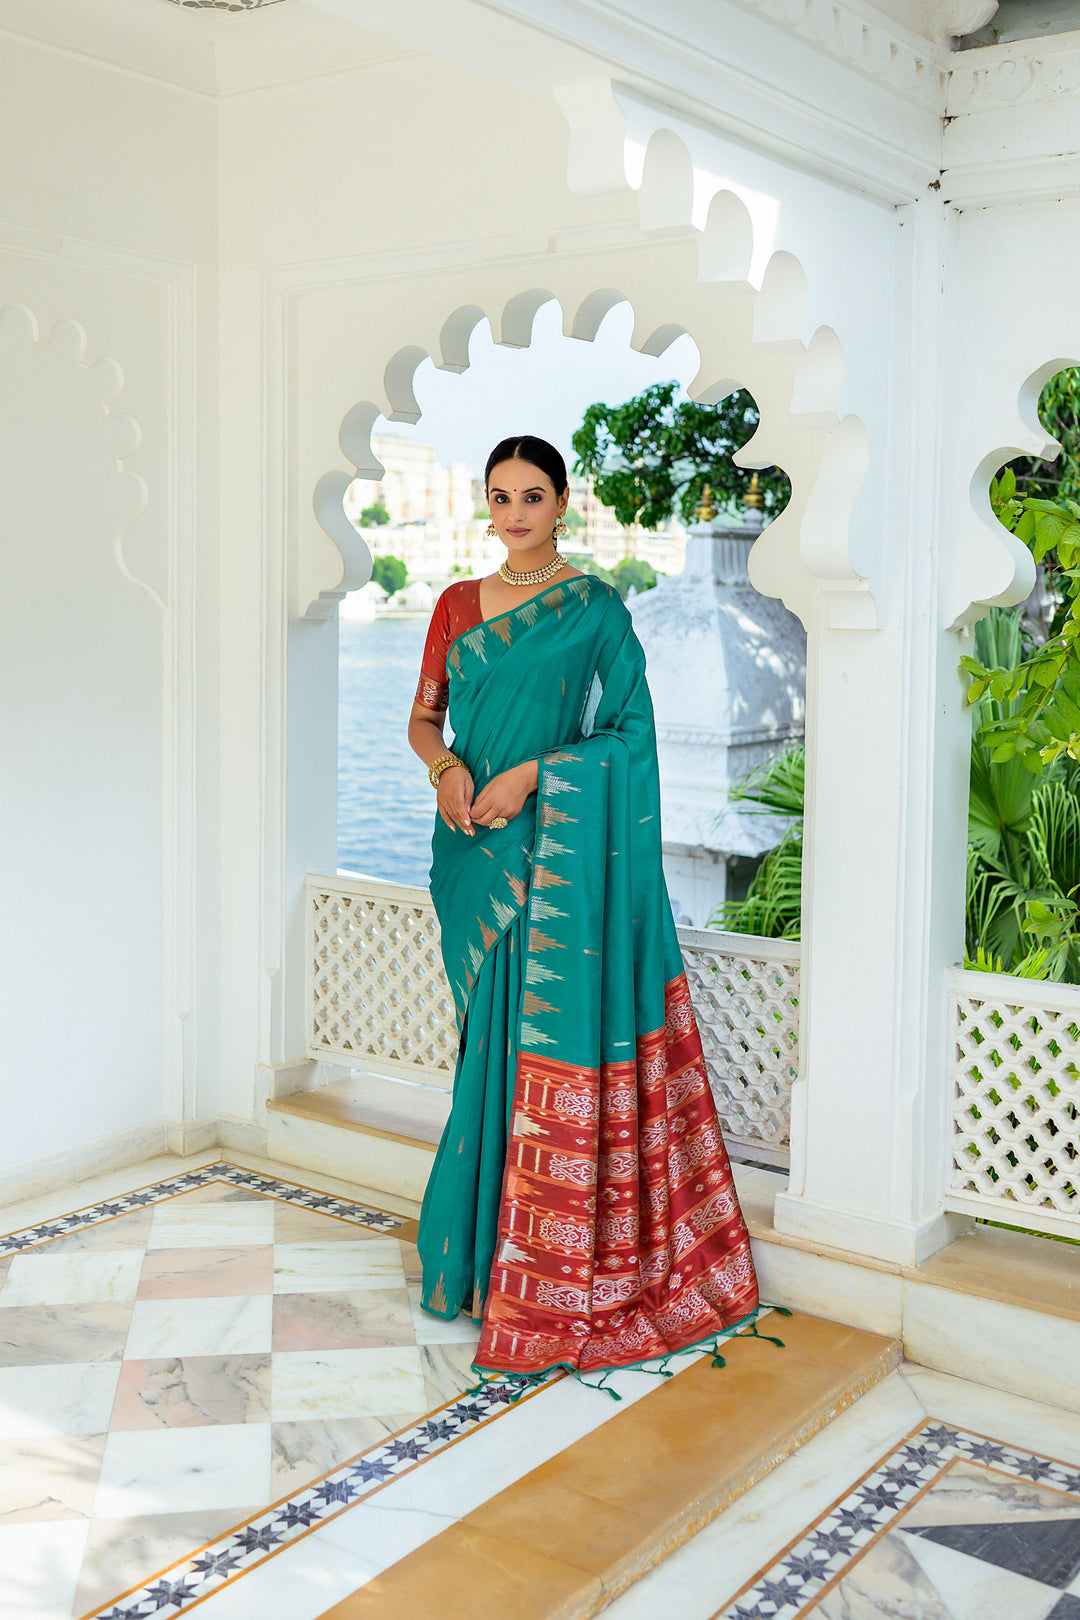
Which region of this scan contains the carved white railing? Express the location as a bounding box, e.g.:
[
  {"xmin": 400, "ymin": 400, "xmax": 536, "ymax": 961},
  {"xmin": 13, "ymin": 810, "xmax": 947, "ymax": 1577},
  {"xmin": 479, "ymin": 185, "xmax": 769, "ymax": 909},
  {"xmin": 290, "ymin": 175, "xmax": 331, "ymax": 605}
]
[
  {"xmin": 677, "ymin": 925, "xmax": 798, "ymax": 1167},
  {"xmin": 306, "ymin": 873, "xmax": 797, "ymax": 1165},
  {"xmin": 946, "ymin": 966, "xmax": 1080, "ymax": 1239}
]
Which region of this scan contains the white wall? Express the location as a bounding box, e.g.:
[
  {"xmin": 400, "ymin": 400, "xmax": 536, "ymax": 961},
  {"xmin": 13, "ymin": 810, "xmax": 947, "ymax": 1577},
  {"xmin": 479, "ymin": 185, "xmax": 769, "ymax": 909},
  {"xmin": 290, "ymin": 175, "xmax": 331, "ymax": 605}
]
[{"xmin": 0, "ymin": 30, "xmax": 219, "ymax": 1178}]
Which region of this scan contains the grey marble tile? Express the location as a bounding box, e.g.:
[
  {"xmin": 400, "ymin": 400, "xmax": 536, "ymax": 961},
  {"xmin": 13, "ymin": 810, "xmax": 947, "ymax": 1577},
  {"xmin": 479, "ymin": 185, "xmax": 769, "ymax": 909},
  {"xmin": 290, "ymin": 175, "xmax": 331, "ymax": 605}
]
[
  {"xmin": 269, "ymin": 1415, "xmax": 424, "ymax": 1496},
  {"xmin": 0, "ymin": 1302, "xmax": 130, "ymax": 1366},
  {"xmin": 810, "ymin": 1530, "xmax": 952, "ymax": 1618},
  {"xmin": 74, "ymin": 1502, "xmax": 264, "ymax": 1615},
  {"xmin": 420, "ymin": 1342, "xmax": 481, "ymax": 1408}
]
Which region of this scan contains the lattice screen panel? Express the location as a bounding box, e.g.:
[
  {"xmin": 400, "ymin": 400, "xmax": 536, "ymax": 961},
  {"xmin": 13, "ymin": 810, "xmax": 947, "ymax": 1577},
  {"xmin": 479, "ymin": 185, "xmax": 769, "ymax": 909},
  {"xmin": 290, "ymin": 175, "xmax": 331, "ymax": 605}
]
[
  {"xmin": 307, "ymin": 876, "xmax": 800, "ymax": 1160},
  {"xmin": 947, "ymin": 967, "xmax": 1080, "ymax": 1235},
  {"xmin": 679, "ymin": 926, "xmax": 798, "ymax": 1165},
  {"xmin": 308, "ymin": 877, "xmax": 458, "ymax": 1086}
]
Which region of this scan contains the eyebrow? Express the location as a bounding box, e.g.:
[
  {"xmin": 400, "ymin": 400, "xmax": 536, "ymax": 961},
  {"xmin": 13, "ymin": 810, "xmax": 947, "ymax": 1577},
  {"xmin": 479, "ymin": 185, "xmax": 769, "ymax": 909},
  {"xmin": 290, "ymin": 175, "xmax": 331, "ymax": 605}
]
[{"xmin": 489, "ymin": 485, "xmax": 546, "ymax": 494}]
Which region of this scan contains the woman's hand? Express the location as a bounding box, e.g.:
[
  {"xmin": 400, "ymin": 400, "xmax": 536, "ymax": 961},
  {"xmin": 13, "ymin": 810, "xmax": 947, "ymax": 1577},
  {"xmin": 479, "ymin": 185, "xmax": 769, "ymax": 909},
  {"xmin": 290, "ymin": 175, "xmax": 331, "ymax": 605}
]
[
  {"xmin": 437, "ymin": 765, "xmax": 476, "ymax": 836},
  {"xmin": 471, "ymin": 760, "xmax": 539, "ymax": 828}
]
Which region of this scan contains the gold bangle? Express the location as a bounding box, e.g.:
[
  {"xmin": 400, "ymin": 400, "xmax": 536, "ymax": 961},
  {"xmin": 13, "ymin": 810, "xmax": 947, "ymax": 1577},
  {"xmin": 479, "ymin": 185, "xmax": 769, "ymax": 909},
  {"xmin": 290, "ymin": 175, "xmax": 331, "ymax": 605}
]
[{"xmin": 429, "ymin": 752, "xmax": 466, "ymax": 789}]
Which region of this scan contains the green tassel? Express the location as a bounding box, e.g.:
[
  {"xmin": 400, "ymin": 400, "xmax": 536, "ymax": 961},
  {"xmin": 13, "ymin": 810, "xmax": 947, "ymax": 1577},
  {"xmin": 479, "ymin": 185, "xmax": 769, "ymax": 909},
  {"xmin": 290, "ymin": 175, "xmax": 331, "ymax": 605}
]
[
  {"xmin": 747, "ymin": 1322, "xmax": 786, "ymax": 1349},
  {"xmin": 573, "ymin": 1367, "xmax": 623, "ymax": 1401}
]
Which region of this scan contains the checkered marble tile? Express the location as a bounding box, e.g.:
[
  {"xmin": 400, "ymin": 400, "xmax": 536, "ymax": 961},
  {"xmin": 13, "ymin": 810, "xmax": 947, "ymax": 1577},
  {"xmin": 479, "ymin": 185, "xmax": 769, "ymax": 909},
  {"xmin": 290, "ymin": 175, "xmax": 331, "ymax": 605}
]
[
  {"xmin": 718, "ymin": 1422, "xmax": 1080, "ymax": 1619},
  {"xmin": 0, "ymin": 1163, "xmax": 542, "ymax": 1620}
]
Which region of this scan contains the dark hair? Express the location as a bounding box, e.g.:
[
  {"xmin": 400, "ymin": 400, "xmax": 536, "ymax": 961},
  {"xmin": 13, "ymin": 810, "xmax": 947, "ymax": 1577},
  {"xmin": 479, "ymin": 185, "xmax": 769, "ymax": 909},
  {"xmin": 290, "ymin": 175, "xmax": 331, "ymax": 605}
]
[{"xmin": 484, "ymin": 435, "xmax": 568, "ymax": 497}]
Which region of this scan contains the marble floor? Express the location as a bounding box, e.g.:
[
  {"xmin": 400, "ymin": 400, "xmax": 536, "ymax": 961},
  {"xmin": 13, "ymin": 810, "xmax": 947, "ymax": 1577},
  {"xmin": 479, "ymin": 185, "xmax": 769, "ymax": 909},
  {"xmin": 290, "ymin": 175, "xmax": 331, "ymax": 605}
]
[
  {"xmin": 0, "ymin": 1159, "xmax": 496, "ymax": 1620},
  {"xmin": 600, "ymin": 1366, "xmax": 1080, "ymax": 1620},
  {"xmin": 6, "ymin": 1151, "xmax": 1080, "ymax": 1620}
]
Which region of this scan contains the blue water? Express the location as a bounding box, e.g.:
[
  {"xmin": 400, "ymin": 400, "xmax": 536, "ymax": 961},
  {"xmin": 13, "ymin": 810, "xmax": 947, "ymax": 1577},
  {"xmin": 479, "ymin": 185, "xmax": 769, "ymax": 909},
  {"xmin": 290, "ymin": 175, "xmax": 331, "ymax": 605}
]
[{"xmin": 338, "ymin": 618, "xmax": 437, "ymax": 888}]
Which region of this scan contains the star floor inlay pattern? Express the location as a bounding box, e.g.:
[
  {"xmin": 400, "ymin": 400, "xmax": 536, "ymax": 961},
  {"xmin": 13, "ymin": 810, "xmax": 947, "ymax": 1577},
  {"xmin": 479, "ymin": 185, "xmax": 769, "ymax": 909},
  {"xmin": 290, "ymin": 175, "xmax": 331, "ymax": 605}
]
[
  {"xmin": 0, "ymin": 1162, "xmax": 547, "ymax": 1620},
  {"xmin": 715, "ymin": 1421, "xmax": 1080, "ymax": 1620}
]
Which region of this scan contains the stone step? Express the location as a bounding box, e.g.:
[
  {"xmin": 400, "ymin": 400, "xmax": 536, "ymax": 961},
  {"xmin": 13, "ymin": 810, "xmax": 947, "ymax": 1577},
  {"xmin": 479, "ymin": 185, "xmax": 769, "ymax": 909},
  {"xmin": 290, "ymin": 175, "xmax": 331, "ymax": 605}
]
[
  {"xmin": 314, "ymin": 1311, "xmax": 903, "ymax": 1620},
  {"xmin": 266, "ymin": 1072, "xmax": 449, "ymax": 1205}
]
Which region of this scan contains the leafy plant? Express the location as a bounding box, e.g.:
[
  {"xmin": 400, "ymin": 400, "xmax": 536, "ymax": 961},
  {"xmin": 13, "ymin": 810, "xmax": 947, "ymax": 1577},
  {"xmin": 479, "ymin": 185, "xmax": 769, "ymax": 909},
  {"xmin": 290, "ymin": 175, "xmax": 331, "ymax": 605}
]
[
  {"xmin": 571, "ymin": 382, "xmax": 790, "ymax": 530},
  {"xmin": 713, "ymin": 690, "xmax": 1080, "ymax": 981},
  {"xmin": 959, "ymin": 475, "xmax": 1080, "ymax": 773},
  {"xmin": 710, "ymin": 748, "xmax": 804, "ymax": 940}
]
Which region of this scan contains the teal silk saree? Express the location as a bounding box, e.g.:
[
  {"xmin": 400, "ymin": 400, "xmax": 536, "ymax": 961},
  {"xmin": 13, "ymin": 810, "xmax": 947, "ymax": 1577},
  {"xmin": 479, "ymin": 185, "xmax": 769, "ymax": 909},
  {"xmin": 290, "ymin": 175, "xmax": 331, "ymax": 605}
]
[{"xmin": 417, "ymin": 574, "xmax": 759, "ymax": 1377}]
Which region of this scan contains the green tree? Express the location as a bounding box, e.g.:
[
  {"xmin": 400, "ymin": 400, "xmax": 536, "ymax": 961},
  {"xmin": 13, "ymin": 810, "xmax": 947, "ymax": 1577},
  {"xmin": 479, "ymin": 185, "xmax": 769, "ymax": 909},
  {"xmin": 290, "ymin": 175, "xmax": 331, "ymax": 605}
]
[
  {"xmin": 359, "ymin": 502, "xmax": 390, "ymax": 526},
  {"xmin": 611, "ymin": 558, "xmax": 657, "ymax": 599},
  {"xmin": 571, "ymin": 381, "xmax": 789, "ymax": 529},
  {"xmin": 371, "ymin": 554, "xmax": 407, "ymax": 595},
  {"xmin": 564, "ymin": 552, "xmax": 616, "ymax": 589}
]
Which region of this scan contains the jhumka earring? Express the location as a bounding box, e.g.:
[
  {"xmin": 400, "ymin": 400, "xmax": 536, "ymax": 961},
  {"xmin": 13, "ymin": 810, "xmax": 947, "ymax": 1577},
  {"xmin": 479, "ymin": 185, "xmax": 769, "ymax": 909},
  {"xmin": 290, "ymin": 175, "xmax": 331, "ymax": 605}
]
[{"xmin": 486, "ymin": 521, "xmax": 497, "ymax": 537}]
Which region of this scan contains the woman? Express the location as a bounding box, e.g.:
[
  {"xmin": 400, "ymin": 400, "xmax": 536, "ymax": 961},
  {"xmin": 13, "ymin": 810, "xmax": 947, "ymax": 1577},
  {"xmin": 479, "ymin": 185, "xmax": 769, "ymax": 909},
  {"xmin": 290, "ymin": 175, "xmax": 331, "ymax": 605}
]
[{"xmin": 407, "ymin": 434, "xmax": 759, "ymax": 1382}]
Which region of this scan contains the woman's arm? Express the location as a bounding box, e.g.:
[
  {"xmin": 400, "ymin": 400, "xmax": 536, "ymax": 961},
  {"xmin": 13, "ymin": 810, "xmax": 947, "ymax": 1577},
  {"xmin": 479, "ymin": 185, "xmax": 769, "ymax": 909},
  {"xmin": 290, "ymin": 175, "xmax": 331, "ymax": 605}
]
[{"xmin": 407, "ymin": 700, "xmax": 476, "ymax": 836}]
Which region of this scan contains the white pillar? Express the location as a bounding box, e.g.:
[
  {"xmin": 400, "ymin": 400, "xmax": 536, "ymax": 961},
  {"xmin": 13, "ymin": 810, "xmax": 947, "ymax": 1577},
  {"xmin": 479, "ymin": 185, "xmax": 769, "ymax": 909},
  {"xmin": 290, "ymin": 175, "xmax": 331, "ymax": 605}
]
[{"xmin": 773, "ymin": 200, "xmax": 974, "ymax": 1267}]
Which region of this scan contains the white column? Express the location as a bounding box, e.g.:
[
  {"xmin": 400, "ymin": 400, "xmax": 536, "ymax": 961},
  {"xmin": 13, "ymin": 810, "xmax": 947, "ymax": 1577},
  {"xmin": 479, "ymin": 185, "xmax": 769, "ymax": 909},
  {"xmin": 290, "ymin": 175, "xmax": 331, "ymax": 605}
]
[{"xmin": 773, "ymin": 200, "xmax": 974, "ymax": 1267}]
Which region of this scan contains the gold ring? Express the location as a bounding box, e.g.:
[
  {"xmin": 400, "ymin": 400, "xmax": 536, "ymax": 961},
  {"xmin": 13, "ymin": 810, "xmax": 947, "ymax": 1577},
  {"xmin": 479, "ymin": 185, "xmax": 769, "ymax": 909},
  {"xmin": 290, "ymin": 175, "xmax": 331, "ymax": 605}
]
[{"xmin": 491, "ymin": 816, "xmax": 508, "ymax": 829}]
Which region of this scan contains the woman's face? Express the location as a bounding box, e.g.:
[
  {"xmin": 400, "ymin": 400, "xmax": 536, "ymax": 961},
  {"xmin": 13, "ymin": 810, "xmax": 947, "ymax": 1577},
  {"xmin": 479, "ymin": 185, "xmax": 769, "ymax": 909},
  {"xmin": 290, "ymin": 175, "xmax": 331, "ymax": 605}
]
[{"xmin": 486, "ymin": 458, "xmax": 568, "ymax": 555}]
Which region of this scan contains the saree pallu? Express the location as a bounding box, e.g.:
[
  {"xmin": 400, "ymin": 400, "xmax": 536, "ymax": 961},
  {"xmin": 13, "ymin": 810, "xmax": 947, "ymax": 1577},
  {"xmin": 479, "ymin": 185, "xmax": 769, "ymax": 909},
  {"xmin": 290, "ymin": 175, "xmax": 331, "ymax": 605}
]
[{"xmin": 418, "ymin": 574, "xmax": 759, "ymax": 1377}]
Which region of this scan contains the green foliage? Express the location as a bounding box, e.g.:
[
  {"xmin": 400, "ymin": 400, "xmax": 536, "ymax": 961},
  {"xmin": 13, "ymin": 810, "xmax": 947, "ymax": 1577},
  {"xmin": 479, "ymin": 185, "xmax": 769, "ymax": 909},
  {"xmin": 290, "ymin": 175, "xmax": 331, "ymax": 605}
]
[
  {"xmin": 610, "ymin": 558, "xmax": 657, "ymax": 599},
  {"xmin": 359, "ymin": 502, "xmax": 390, "ymax": 526},
  {"xmin": 571, "ymin": 382, "xmax": 790, "ymax": 530},
  {"xmin": 1009, "ymin": 367, "xmax": 1080, "ymax": 504},
  {"xmin": 710, "ymin": 749, "xmax": 805, "ymax": 940},
  {"xmin": 960, "ymin": 467, "xmax": 1080, "ymax": 772},
  {"xmin": 711, "ymin": 717, "xmax": 1080, "ymax": 983},
  {"xmin": 370, "ymin": 554, "xmax": 407, "ymax": 595}
]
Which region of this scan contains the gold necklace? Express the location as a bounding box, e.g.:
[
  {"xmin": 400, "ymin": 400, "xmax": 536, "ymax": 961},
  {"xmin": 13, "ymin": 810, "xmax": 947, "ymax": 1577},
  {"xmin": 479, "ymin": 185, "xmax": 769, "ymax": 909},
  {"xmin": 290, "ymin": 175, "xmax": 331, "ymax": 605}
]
[{"xmin": 498, "ymin": 551, "xmax": 565, "ymax": 586}]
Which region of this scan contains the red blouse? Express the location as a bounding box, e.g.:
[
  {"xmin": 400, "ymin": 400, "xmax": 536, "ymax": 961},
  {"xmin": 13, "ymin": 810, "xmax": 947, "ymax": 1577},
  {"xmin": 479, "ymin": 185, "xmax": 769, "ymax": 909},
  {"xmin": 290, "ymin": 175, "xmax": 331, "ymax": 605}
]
[{"xmin": 414, "ymin": 579, "xmax": 485, "ymax": 711}]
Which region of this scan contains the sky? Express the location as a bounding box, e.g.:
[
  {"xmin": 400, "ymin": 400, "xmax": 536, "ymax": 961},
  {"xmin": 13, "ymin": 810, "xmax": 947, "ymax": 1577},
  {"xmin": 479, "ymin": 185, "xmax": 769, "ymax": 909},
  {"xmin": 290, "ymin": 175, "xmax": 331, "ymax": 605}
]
[{"xmin": 374, "ymin": 298, "xmax": 701, "ymax": 476}]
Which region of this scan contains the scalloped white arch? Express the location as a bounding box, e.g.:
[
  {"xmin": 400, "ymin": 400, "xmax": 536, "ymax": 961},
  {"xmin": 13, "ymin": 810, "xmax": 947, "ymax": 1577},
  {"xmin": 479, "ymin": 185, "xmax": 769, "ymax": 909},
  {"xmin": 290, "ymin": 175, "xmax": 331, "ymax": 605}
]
[
  {"xmin": 945, "ymin": 358, "xmax": 1075, "ymax": 630},
  {"xmin": 309, "ymin": 179, "xmax": 879, "ymax": 632}
]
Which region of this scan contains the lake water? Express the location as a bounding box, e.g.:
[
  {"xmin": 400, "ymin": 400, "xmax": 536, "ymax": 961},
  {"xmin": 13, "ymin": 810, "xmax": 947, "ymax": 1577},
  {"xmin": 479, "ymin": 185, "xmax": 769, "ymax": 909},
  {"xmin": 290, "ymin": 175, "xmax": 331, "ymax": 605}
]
[{"xmin": 338, "ymin": 617, "xmax": 437, "ymax": 888}]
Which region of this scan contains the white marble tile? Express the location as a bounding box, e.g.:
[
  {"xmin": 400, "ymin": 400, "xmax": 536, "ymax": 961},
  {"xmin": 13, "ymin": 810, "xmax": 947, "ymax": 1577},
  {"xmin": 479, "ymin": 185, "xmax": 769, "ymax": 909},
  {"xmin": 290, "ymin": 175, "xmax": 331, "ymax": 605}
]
[
  {"xmin": 318, "ymin": 1499, "xmax": 459, "ymax": 1578},
  {"xmin": 901, "ymin": 1363, "xmax": 1080, "ymax": 1470},
  {"xmin": 271, "ymin": 1346, "xmax": 428, "ymax": 1422},
  {"xmin": 407, "ymin": 1287, "xmax": 480, "ymax": 1345},
  {"xmin": 94, "ymin": 1422, "xmax": 271, "ymax": 1517},
  {"xmin": 751, "ymin": 1237, "xmax": 904, "ymax": 1337},
  {"xmin": 190, "ymin": 1521, "xmax": 380, "ymax": 1620},
  {"xmin": 599, "ymin": 1371, "xmax": 928, "ymax": 1620},
  {"xmin": 147, "ymin": 1199, "xmax": 276, "ymax": 1250},
  {"xmin": 0, "ymin": 1360, "xmax": 121, "ymax": 1439},
  {"xmin": 903, "ymin": 1281, "xmax": 1080, "ymax": 1415},
  {"xmin": 0, "ymin": 1517, "xmax": 90, "ymax": 1620},
  {"xmin": 0, "ymin": 1249, "xmax": 144, "ymax": 1308},
  {"xmin": 897, "ymin": 1529, "xmax": 1062, "ymax": 1620},
  {"xmin": 125, "ymin": 1294, "xmax": 273, "ymax": 1359},
  {"xmin": 272, "ymin": 1239, "xmax": 406, "ymax": 1296}
]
